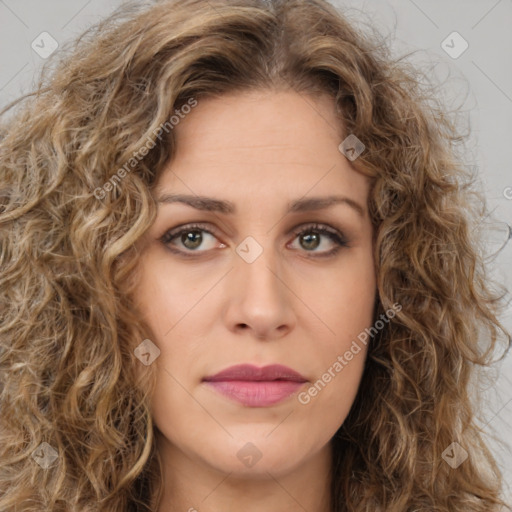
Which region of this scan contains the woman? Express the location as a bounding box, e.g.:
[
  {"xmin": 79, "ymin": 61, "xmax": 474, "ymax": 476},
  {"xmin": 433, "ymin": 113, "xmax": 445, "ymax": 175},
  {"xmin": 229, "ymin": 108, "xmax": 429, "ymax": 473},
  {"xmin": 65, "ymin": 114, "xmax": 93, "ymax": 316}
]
[{"xmin": 0, "ymin": 0, "xmax": 510, "ymax": 510}]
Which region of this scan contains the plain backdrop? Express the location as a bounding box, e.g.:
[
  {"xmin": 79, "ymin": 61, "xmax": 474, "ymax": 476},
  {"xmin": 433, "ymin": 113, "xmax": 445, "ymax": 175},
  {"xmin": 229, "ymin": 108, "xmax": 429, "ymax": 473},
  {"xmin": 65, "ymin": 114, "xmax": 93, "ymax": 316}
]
[{"xmin": 1, "ymin": 0, "xmax": 511, "ymax": 501}]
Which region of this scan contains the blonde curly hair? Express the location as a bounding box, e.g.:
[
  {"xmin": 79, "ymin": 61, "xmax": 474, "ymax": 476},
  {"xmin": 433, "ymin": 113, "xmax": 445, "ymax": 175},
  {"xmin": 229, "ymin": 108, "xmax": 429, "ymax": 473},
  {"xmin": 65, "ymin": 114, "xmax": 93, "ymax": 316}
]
[{"xmin": 0, "ymin": 0, "xmax": 510, "ymax": 510}]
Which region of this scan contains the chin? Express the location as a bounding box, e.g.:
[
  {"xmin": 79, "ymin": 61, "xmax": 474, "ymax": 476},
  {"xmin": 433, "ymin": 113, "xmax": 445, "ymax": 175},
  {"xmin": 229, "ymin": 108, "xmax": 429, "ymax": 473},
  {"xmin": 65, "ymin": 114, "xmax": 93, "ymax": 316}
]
[{"xmin": 198, "ymin": 436, "xmax": 308, "ymax": 478}]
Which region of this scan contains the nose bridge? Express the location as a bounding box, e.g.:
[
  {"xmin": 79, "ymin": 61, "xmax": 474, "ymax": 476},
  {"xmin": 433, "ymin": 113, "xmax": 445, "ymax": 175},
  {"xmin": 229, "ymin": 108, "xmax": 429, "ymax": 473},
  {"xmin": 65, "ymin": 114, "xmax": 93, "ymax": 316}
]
[
  {"xmin": 235, "ymin": 233, "xmax": 283, "ymax": 301},
  {"xmin": 225, "ymin": 231, "xmax": 295, "ymax": 336}
]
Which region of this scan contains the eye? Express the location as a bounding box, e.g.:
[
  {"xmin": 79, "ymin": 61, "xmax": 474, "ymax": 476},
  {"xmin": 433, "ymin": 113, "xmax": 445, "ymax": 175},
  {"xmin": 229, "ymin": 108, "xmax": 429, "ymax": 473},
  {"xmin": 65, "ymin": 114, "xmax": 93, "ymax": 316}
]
[
  {"xmin": 159, "ymin": 222, "xmax": 349, "ymax": 257},
  {"xmin": 289, "ymin": 223, "xmax": 349, "ymax": 257},
  {"xmin": 159, "ymin": 223, "xmax": 223, "ymax": 255}
]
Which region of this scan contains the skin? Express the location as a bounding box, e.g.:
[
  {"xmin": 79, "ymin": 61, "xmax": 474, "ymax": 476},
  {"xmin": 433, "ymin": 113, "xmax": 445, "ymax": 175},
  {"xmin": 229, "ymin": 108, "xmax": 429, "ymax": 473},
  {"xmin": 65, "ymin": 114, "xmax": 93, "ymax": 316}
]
[{"xmin": 132, "ymin": 89, "xmax": 377, "ymax": 512}]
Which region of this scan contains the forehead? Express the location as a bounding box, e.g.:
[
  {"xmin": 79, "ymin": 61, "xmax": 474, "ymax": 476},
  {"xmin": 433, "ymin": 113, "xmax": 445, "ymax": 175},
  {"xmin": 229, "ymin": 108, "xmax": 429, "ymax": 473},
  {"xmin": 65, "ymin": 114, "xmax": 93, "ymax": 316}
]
[
  {"xmin": 171, "ymin": 89, "xmax": 344, "ymax": 156},
  {"xmin": 155, "ymin": 90, "xmax": 369, "ymax": 208}
]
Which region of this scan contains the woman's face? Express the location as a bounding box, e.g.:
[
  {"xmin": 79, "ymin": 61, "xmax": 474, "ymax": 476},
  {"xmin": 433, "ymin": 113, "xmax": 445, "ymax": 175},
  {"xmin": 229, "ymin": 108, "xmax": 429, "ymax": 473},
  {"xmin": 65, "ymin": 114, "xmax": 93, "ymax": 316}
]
[{"xmin": 133, "ymin": 89, "xmax": 377, "ymax": 478}]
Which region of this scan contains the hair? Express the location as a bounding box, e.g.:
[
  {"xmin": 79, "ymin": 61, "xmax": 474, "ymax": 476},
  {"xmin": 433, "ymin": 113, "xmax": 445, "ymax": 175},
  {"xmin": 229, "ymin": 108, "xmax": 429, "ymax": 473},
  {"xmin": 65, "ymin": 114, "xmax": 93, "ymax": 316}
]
[{"xmin": 0, "ymin": 0, "xmax": 510, "ymax": 510}]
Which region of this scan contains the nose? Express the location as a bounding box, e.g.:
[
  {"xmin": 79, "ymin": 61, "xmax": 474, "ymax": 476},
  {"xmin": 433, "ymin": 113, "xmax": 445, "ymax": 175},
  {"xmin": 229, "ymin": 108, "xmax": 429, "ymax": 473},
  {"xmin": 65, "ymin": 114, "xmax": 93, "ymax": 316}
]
[{"xmin": 222, "ymin": 239, "xmax": 296, "ymax": 341}]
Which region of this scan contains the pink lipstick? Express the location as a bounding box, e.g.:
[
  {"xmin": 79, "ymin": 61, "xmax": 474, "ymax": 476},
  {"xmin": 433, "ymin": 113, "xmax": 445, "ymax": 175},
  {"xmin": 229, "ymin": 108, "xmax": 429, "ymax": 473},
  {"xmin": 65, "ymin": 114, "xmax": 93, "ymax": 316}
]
[{"xmin": 202, "ymin": 364, "xmax": 308, "ymax": 407}]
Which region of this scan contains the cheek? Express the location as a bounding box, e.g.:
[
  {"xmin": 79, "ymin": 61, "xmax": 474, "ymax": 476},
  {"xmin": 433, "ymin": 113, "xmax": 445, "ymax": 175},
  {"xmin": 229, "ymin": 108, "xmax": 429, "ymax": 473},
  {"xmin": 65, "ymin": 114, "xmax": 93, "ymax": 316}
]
[
  {"xmin": 297, "ymin": 341, "xmax": 368, "ymax": 435},
  {"xmin": 302, "ymin": 251, "xmax": 376, "ymax": 341},
  {"xmin": 296, "ymin": 254, "xmax": 375, "ymax": 416},
  {"xmin": 132, "ymin": 258, "xmax": 197, "ymax": 339}
]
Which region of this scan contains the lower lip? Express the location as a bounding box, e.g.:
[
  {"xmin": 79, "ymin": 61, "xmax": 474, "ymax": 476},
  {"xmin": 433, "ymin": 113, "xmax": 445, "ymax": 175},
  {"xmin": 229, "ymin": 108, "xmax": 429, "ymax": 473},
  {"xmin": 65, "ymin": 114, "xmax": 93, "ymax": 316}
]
[{"xmin": 204, "ymin": 380, "xmax": 305, "ymax": 407}]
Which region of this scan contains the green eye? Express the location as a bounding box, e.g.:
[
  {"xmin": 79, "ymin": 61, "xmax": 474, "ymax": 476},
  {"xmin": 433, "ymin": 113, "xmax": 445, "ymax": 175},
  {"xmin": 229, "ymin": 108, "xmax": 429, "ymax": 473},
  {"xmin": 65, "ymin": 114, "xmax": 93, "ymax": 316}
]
[{"xmin": 160, "ymin": 222, "xmax": 349, "ymax": 258}]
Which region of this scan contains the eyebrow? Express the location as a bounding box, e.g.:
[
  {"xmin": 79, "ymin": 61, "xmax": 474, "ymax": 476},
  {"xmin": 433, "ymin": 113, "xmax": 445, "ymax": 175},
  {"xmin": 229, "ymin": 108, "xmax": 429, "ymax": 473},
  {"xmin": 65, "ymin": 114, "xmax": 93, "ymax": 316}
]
[{"xmin": 156, "ymin": 193, "xmax": 366, "ymax": 218}]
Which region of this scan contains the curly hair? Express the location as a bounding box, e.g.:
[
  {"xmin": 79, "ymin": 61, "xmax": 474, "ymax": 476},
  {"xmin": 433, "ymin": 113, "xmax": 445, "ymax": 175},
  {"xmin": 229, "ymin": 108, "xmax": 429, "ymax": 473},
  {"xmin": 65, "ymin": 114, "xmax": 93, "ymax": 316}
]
[{"xmin": 0, "ymin": 0, "xmax": 510, "ymax": 510}]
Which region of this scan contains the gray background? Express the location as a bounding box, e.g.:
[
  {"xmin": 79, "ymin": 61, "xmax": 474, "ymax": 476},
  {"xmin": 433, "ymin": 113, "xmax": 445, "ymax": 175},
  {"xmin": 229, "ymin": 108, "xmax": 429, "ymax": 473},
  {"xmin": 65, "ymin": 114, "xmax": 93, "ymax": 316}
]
[{"xmin": 1, "ymin": 0, "xmax": 511, "ymax": 500}]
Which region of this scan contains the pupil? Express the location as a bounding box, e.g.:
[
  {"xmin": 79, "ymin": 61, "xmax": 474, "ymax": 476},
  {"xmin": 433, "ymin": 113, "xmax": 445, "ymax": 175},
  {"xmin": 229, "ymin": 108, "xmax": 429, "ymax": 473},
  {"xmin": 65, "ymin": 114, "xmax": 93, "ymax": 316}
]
[
  {"xmin": 302, "ymin": 233, "xmax": 319, "ymax": 250},
  {"xmin": 183, "ymin": 231, "xmax": 202, "ymax": 249}
]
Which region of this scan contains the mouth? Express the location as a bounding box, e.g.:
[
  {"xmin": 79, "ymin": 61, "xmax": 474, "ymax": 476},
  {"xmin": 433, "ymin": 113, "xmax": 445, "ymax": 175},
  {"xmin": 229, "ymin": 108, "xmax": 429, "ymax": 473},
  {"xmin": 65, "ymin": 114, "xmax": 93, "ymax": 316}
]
[{"xmin": 202, "ymin": 364, "xmax": 308, "ymax": 407}]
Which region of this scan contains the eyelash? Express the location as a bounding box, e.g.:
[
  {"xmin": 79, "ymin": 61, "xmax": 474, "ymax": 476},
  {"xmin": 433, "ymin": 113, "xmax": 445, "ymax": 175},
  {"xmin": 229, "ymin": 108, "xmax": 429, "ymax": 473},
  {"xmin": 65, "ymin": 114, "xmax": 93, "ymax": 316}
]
[{"xmin": 159, "ymin": 222, "xmax": 349, "ymax": 258}]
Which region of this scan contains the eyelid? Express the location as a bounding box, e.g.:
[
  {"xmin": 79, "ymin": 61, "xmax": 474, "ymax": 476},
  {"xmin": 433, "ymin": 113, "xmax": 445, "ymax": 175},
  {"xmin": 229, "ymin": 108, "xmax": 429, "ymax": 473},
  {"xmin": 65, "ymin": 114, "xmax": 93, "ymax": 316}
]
[{"xmin": 290, "ymin": 222, "xmax": 340, "ymax": 238}]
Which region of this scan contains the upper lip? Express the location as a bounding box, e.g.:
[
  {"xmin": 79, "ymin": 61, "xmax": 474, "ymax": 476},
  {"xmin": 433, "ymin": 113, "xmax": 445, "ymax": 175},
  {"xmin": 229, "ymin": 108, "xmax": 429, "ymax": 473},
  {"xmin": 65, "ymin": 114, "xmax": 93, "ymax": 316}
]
[{"xmin": 203, "ymin": 364, "xmax": 308, "ymax": 383}]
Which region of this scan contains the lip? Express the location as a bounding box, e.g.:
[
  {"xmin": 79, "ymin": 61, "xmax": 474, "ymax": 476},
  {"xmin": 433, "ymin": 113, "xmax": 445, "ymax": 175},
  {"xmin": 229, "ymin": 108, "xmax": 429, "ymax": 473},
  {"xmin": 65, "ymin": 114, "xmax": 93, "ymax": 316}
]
[{"xmin": 203, "ymin": 364, "xmax": 308, "ymax": 407}]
